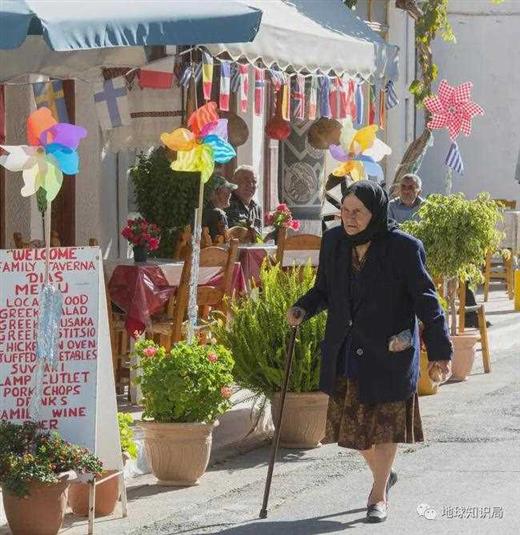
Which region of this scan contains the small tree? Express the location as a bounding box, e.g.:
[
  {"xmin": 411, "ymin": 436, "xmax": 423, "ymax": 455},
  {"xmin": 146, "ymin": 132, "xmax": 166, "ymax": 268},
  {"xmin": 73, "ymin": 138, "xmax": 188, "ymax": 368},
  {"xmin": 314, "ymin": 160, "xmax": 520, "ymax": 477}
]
[
  {"xmin": 130, "ymin": 148, "xmax": 200, "ymax": 258},
  {"xmin": 402, "ymin": 193, "xmax": 503, "ymax": 336}
]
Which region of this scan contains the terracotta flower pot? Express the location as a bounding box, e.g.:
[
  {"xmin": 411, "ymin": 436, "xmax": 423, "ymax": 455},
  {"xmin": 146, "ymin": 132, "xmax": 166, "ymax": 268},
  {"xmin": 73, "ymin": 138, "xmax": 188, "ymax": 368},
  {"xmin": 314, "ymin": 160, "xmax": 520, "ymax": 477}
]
[
  {"xmin": 418, "ymin": 350, "xmax": 439, "ymax": 396},
  {"xmin": 3, "ymin": 473, "xmax": 72, "ymax": 535},
  {"xmin": 451, "ymin": 333, "xmax": 478, "ymax": 381},
  {"xmin": 140, "ymin": 421, "xmax": 218, "ymax": 486},
  {"xmin": 68, "ymin": 470, "xmax": 120, "ymax": 517},
  {"xmin": 271, "ymin": 392, "xmax": 329, "ymax": 448}
]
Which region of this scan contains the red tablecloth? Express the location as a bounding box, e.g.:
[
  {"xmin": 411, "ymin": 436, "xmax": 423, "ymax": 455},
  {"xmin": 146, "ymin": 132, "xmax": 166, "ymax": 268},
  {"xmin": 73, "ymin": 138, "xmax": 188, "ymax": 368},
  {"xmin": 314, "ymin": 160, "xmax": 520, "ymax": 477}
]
[
  {"xmin": 108, "ymin": 262, "xmax": 245, "ymax": 336},
  {"xmin": 239, "ymin": 246, "xmax": 276, "ymax": 287}
]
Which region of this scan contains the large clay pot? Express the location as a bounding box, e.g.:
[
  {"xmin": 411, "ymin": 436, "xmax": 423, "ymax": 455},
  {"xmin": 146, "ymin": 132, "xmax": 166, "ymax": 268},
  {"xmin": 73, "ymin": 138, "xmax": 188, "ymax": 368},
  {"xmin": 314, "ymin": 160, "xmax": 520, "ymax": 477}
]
[
  {"xmin": 3, "ymin": 474, "xmax": 71, "ymax": 535},
  {"xmin": 271, "ymin": 392, "xmax": 329, "ymax": 448},
  {"xmin": 451, "ymin": 333, "xmax": 478, "ymax": 381},
  {"xmin": 140, "ymin": 421, "xmax": 218, "ymax": 486},
  {"xmin": 418, "ymin": 350, "xmax": 439, "ymax": 396},
  {"xmin": 68, "ymin": 470, "xmax": 120, "ymax": 517}
]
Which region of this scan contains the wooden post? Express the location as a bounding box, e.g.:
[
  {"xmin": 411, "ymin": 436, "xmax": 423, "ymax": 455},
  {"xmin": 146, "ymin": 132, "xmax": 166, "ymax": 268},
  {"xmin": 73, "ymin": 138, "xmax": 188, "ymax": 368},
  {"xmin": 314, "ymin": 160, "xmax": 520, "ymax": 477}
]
[{"xmin": 478, "ymin": 306, "xmax": 491, "ymax": 373}]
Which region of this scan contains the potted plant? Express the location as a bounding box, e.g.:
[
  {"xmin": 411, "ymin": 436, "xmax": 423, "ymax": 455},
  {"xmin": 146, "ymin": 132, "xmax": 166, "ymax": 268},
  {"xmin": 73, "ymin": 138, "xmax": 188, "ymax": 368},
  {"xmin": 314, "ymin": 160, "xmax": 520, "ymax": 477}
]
[
  {"xmin": 67, "ymin": 413, "xmax": 138, "ymax": 517},
  {"xmin": 0, "ymin": 421, "xmax": 102, "ymax": 535},
  {"xmin": 213, "ymin": 262, "xmax": 327, "ymax": 448},
  {"xmin": 134, "ymin": 339, "xmax": 234, "ymax": 486},
  {"xmin": 402, "ymin": 193, "xmax": 502, "ymax": 380},
  {"xmin": 265, "ymin": 203, "xmax": 301, "ymax": 244},
  {"xmin": 121, "ymin": 217, "xmax": 161, "ymax": 262}
]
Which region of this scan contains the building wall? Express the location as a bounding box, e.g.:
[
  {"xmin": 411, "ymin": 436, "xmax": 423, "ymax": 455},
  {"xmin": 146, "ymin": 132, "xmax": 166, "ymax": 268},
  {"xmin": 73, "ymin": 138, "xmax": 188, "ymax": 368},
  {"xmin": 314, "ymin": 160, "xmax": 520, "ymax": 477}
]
[{"xmin": 418, "ymin": 0, "xmax": 520, "ymax": 203}]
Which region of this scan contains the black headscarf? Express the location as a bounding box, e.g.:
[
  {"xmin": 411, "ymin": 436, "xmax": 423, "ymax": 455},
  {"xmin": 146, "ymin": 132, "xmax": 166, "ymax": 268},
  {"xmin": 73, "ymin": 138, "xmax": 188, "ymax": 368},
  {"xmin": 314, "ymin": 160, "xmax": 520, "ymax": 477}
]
[{"xmin": 340, "ymin": 180, "xmax": 397, "ymax": 246}]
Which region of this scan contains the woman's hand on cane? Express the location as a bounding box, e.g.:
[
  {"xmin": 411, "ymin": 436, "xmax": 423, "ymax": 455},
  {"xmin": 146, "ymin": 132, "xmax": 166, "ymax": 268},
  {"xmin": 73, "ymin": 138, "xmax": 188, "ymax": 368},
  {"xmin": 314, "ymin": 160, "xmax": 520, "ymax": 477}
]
[
  {"xmin": 427, "ymin": 360, "xmax": 452, "ymax": 383},
  {"xmin": 287, "ymin": 306, "xmax": 305, "ymax": 327}
]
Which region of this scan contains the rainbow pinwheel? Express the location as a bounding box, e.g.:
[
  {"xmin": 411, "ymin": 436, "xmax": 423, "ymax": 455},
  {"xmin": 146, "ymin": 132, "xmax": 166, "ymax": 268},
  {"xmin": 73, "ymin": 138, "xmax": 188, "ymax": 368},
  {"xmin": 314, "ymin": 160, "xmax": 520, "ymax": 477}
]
[
  {"xmin": 424, "ymin": 80, "xmax": 484, "ymax": 141},
  {"xmin": 0, "ymin": 107, "xmax": 87, "ymax": 202},
  {"xmin": 329, "ymin": 118, "xmax": 391, "ymax": 181},
  {"xmin": 161, "ymin": 101, "xmax": 236, "ymax": 183}
]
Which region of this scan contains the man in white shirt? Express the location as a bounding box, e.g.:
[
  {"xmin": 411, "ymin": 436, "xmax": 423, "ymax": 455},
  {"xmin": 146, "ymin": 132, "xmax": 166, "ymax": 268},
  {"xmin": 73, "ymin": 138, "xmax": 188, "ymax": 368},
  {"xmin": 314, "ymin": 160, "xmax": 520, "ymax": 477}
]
[{"xmin": 388, "ymin": 174, "xmax": 424, "ymax": 224}]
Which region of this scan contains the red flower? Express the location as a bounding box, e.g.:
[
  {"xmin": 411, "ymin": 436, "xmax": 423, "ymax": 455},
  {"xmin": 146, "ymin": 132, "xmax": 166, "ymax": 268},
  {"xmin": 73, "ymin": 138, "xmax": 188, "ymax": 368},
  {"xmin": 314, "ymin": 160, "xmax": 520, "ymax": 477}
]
[
  {"xmin": 148, "ymin": 237, "xmax": 160, "ymax": 251},
  {"xmin": 207, "ymin": 353, "xmax": 218, "ymax": 363},
  {"xmin": 143, "ymin": 347, "xmax": 157, "ymax": 358},
  {"xmin": 220, "ymin": 386, "xmax": 232, "ymax": 399},
  {"xmin": 290, "ymin": 219, "xmax": 301, "ymax": 231}
]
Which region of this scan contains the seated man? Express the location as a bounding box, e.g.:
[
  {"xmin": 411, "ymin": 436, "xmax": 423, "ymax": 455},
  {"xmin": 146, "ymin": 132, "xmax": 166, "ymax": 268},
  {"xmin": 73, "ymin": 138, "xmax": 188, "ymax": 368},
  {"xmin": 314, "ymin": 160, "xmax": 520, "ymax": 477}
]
[
  {"xmin": 388, "ymin": 173, "xmax": 424, "ymax": 224},
  {"xmin": 225, "ymin": 165, "xmax": 262, "ymax": 235},
  {"xmin": 202, "ymin": 175, "xmax": 237, "ymax": 242}
]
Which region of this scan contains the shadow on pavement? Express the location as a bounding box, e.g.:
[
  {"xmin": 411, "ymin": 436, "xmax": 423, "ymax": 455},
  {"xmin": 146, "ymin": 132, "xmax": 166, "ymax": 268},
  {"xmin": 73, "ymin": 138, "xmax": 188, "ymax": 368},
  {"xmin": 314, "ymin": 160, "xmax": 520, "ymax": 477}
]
[{"xmin": 173, "ymin": 511, "xmax": 368, "ymax": 534}]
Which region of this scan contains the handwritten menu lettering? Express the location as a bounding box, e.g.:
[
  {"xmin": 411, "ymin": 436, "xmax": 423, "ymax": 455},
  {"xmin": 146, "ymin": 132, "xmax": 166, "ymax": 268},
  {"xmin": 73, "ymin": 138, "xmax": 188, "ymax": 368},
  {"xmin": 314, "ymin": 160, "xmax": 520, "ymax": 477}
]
[{"xmin": 0, "ymin": 247, "xmax": 99, "ymax": 449}]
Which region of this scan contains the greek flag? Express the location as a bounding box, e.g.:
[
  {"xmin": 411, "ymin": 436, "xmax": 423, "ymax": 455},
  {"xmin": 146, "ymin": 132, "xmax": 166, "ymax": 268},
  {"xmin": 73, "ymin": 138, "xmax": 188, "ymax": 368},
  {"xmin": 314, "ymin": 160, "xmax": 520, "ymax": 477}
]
[
  {"xmin": 231, "ymin": 63, "xmax": 241, "ymax": 93},
  {"xmin": 179, "ymin": 63, "xmax": 202, "ymax": 88},
  {"xmin": 385, "ymin": 80, "xmax": 399, "ymax": 110},
  {"xmin": 445, "ymin": 142, "xmax": 464, "ymax": 175}
]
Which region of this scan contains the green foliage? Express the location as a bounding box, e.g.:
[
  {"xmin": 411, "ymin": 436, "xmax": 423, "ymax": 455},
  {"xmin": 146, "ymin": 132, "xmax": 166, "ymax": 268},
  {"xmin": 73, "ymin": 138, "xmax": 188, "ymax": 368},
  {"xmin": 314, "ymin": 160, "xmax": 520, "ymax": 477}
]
[
  {"xmin": 134, "ymin": 340, "xmax": 234, "ymax": 423},
  {"xmin": 213, "ymin": 263, "xmax": 324, "ymax": 397},
  {"xmin": 117, "ymin": 413, "xmax": 138, "ymax": 459},
  {"xmin": 130, "ymin": 147, "xmax": 200, "ymax": 258},
  {"xmin": 401, "ymin": 193, "xmax": 502, "ymax": 285},
  {"xmin": 0, "ymin": 421, "xmax": 102, "ymax": 498}
]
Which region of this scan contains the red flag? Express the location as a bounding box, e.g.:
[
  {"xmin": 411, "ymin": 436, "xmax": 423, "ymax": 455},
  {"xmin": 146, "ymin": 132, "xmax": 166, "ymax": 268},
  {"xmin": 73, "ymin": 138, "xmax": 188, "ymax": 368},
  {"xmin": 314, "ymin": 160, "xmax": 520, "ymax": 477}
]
[
  {"xmin": 254, "ymin": 67, "xmax": 265, "ymax": 116},
  {"xmin": 329, "ymin": 79, "xmax": 338, "ymax": 118},
  {"xmin": 138, "ymin": 57, "xmax": 176, "ymax": 89},
  {"xmin": 337, "ymin": 77, "xmax": 348, "ymax": 119},
  {"xmin": 368, "ymin": 84, "xmax": 376, "ymax": 124},
  {"xmin": 219, "ymin": 61, "xmax": 231, "ymax": 111},
  {"xmin": 347, "ymin": 79, "xmax": 356, "ymax": 118},
  {"xmin": 239, "ymin": 64, "xmax": 249, "ymax": 113},
  {"xmin": 0, "ymin": 85, "xmax": 5, "ymax": 145}
]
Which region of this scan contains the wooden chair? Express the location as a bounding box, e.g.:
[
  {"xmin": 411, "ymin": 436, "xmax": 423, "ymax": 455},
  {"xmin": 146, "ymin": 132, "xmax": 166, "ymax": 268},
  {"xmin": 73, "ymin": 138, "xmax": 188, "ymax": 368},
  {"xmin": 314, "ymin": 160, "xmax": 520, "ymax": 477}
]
[
  {"xmin": 89, "ymin": 238, "xmax": 99, "ymax": 246},
  {"xmin": 226, "ymin": 225, "xmax": 254, "ymax": 244},
  {"xmin": 150, "ymin": 239, "xmax": 239, "ymax": 349},
  {"xmin": 494, "ymin": 199, "xmax": 517, "ymax": 210},
  {"xmin": 275, "ymin": 227, "xmax": 321, "ymax": 267},
  {"xmin": 50, "ymin": 230, "xmax": 61, "ymax": 247},
  {"xmin": 13, "ymin": 232, "xmax": 31, "ymax": 249},
  {"xmin": 173, "ymin": 225, "xmax": 215, "ymax": 261},
  {"xmin": 457, "ymin": 280, "xmax": 491, "ymax": 373},
  {"xmin": 483, "ymin": 250, "xmax": 514, "ymax": 300}
]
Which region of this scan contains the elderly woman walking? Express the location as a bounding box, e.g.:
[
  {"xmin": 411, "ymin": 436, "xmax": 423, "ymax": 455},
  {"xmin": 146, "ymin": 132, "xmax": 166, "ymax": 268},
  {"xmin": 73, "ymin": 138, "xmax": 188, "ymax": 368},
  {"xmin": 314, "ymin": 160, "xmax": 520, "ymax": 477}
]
[{"xmin": 287, "ymin": 181, "xmax": 452, "ymax": 523}]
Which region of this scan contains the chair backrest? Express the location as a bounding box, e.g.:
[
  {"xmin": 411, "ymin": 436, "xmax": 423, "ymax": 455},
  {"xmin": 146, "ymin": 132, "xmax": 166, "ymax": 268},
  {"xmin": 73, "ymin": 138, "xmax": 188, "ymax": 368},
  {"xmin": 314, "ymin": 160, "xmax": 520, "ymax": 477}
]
[
  {"xmin": 89, "ymin": 238, "xmax": 99, "ymax": 246},
  {"xmin": 226, "ymin": 226, "xmax": 251, "ymax": 244},
  {"xmin": 173, "ymin": 225, "xmax": 192, "ymax": 261},
  {"xmin": 276, "ymin": 227, "xmax": 321, "ymax": 266},
  {"xmin": 168, "ymin": 238, "xmax": 240, "ymax": 342},
  {"xmin": 494, "ymin": 199, "xmax": 517, "ymax": 210},
  {"xmin": 13, "ymin": 232, "xmax": 30, "ymax": 249}
]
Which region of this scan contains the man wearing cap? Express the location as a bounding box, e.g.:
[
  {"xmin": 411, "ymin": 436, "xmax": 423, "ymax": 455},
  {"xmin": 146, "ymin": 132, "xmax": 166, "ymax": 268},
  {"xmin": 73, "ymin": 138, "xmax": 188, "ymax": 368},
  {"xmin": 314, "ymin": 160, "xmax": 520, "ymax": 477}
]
[{"xmin": 202, "ymin": 175, "xmax": 237, "ymax": 242}]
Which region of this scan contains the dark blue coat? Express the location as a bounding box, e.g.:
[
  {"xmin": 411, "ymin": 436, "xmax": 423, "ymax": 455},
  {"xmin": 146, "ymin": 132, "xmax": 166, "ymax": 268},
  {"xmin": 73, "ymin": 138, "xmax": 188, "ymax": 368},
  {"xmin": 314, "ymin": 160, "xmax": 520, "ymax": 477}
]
[{"xmin": 295, "ymin": 227, "xmax": 452, "ymax": 404}]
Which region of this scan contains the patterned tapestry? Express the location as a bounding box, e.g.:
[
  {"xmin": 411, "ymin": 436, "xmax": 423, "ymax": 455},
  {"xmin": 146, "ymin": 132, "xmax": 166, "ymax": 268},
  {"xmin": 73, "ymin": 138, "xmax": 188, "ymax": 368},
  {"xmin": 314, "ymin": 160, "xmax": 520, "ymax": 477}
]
[{"xmin": 279, "ymin": 120, "xmax": 324, "ymax": 226}]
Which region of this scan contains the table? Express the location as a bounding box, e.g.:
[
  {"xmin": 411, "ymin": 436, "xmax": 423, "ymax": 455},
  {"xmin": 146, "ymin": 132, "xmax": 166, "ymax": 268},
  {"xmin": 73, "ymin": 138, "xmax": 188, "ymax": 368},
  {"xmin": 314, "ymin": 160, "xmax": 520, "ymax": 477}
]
[
  {"xmin": 238, "ymin": 244, "xmax": 320, "ymax": 287},
  {"xmin": 498, "ymin": 210, "xmax": 520, "ymax": 253},
  {"xmin": 106, "ymin": 259, "xmax": 246, "ymax": 335}
]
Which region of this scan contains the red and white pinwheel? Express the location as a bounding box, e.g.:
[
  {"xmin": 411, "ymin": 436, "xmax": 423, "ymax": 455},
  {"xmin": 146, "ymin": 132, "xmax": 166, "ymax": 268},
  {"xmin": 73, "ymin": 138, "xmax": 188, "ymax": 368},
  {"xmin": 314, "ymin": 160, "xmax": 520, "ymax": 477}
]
[{"xmin": 424, "ymin": 80, "xmax": 484, "ymax": 141}]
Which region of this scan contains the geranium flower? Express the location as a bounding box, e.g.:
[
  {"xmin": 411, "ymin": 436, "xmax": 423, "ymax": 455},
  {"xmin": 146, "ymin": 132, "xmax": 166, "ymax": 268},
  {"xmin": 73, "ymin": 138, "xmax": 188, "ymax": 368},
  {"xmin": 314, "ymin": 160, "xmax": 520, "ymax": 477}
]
[
  {"xmin": 207, "ymin": 353, "xmax": 218, "ymax": 363},
  {"xmin": 143, "ymin": 347, "xmax": 157, "ymax": 358},
  {"xmin": 220, "ymin": 386, "xmax": 232, "ymax": 399}
]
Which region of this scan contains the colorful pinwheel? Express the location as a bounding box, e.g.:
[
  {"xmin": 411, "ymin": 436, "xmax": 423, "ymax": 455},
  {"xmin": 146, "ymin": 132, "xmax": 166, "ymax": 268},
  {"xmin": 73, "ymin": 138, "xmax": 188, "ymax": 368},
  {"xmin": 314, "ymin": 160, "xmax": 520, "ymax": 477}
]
[
  {"xmin": 0, "ymin": 107, "xmax": 87, "ymax": 202},
  {"xmin": 329, "ymin": 118, "xmax": 391, "ymax": 181},
  {"xmin": 424, "ymin": 80, "xmax": 484, "ymax": 141},
  {"xmin": 161, "ymin": 101, "xmax": 236, "ymax": 183}
]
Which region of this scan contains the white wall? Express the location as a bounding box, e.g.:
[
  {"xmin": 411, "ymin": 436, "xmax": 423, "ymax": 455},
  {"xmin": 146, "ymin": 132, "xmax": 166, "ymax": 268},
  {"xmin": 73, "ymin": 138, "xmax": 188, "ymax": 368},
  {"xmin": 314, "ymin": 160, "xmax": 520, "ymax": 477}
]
[{"xmin": 418, "ymin": 0, "xmax": 520, "ymax": 203}]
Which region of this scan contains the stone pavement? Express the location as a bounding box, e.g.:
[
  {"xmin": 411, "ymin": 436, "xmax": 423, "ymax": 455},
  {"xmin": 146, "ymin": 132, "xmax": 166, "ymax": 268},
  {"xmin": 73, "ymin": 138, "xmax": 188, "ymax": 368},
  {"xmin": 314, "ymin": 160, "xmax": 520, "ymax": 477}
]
[{"xmin": 1, "ymin": 285, "xmax": 519, "ymax": 534}]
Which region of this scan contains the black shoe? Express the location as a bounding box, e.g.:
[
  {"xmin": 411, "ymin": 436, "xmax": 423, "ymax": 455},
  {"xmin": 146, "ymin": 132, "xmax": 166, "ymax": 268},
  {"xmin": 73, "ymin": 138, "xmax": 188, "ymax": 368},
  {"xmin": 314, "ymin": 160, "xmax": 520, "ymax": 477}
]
[
  {"xmin": 366, "ymin": 502, "xmax": 387, "ymax": 523},
  {"xmin": 386, "ymin": 470, "xmax": 398, "ymax": 499}
]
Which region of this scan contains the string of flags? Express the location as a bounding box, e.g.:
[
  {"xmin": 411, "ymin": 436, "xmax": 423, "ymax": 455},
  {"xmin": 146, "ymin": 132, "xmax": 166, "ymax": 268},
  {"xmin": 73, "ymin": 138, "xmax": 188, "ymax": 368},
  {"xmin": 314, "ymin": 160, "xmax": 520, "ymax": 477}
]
[{"xmin": 27, "ymin": 54, "xmax": 399, "ymax": 134}]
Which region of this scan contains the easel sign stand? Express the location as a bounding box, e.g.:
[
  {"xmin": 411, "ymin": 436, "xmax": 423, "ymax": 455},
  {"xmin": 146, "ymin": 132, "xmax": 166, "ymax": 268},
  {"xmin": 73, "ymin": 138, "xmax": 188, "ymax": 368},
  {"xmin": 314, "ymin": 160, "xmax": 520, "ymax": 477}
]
[
  {"xmin": 0, "ymin": 245, "xmax": 127, "ymax": 534},
  {"xmin": 87, "ymin": 252, "xmax": 127, "ymax": 534}
]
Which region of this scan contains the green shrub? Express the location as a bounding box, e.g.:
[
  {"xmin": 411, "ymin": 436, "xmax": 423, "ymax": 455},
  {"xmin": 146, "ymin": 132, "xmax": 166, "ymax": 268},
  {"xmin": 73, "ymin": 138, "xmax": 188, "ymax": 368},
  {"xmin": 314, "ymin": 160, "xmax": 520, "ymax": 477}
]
[
  {"xmin": 134, "ymin": 340, "xmax": 234, "ymax": 423},
  {"xmin": 130, "ymin": 148, "xmax": 200, "ymax": 258},
  {"xmin": 213, "ymin": 262, "xmax": 325, "ymax": 397},
  {"xmin": 402, "ymin": 192, "xmax": 503, "ymax": 334},
  {"xmin": 117, "ymin": 413, "xmax": 138, "ymax": 459},
  {"xmin": 0, "ymin": 421, "xmax": 102, "ymax": 498}
]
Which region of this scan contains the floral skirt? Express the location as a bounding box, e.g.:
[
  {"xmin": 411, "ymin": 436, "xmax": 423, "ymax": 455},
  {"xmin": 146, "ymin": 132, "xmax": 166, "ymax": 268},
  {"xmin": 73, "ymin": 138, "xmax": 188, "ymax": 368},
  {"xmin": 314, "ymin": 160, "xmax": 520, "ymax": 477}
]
[{"xmin": 323, "ymin": 377, "xmax": 424, "ymax": 450}]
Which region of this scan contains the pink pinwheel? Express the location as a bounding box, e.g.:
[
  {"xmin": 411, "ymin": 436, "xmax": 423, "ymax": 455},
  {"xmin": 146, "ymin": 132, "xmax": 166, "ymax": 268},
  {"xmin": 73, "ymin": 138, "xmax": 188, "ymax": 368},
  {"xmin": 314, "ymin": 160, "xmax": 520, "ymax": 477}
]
[
  {"xmin": 424, "ymin": 80, "xmax": 484, "ymax": 141},
  {"xmin": 0, "ymin": 107, "xmax": 87, "ymax": 202}
]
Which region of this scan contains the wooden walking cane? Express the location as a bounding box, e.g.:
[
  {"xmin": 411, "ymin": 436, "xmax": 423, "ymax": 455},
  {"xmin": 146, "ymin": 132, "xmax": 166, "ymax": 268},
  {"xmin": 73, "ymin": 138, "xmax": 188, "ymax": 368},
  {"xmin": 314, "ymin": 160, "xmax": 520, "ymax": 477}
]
[{"xmin": 259, "ymin": 322, "xmax": 300, "ymax": 519}]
